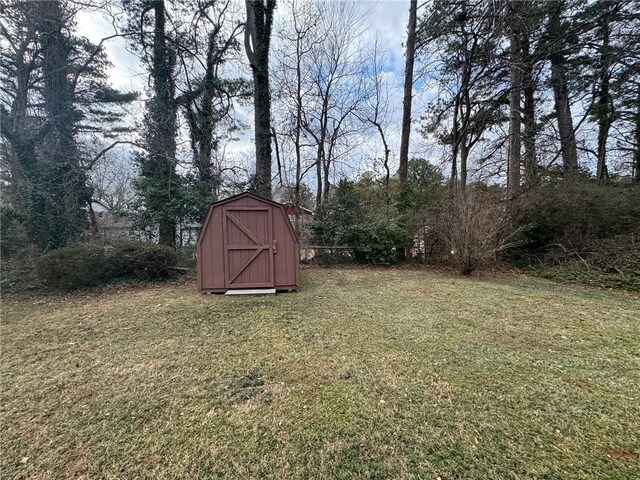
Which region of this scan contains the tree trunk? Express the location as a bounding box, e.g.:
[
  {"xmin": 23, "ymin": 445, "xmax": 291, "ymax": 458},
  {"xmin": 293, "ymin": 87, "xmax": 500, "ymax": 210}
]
[
  {"xmin": 150, "ymin": 0, "xmax": 178, "ymax": 248},
  {"xmin": 315, "ymin": 96, "xmax": 329, "ymax": 205},
  {"xmin": 634, "ymin": 86, "xmax": 640, "ymax": 183},
  {"xmin": 507, "ymin": 2, "xmax": 522, "ymax": 198},
  {"xmin": 398, "ymin": 0, "xmax": 417, "ymax": 184},
  {"xmin": 548, "ymin": 4, "xmax": 579, "ymax": 180},
  {"xmin": 595, "ymin": 13, "xmax": 612, "ymax": 181},
  {"xmin": 37, "ymin": 0, "xmax": 90, "ymax": 249},
  {"xmin": 253, "ymin": 58, "xmax": 272, "ymax": 197},
  {"xmin": 450, "ymin": 93, "xmax": 460, "ymax": 189},
  {"xmin": 245, "ymin": 1, "xmax": 276, "ymax": 199},
  {"xmin": 315, "ymin": 146, "xmax": 323, "ymax": 206},
  {"xmin": 197, "ymin": 33, "xmax": 220, "ymax": 193},
  {"xmin": 522, "ymin": 33, "xmax": 537, "ymax": 188},
  {"xmin": 294, "ymin": 36, "xmax": 303, "ymax": 233},
  {"xmin": 460, "ymin": 141, "xmax": 468, "ymax": 190},
  {"xmin": 323, "ymin": 149, "xmax": 331, "ymax": 201},
  {"xmin": 374, "ymin": 121, "xmax": 391, "ymax": 200},
  {"xmin": 272, "ymin": 126, "xmax": 283, "ymax": 185},
  {"xmin": 459, "ymin": 48, "xmax": 472, "ymax": 191},
  {"xmin": 158, "ymin": 222, "xmax": 176, "ymax": 246}
]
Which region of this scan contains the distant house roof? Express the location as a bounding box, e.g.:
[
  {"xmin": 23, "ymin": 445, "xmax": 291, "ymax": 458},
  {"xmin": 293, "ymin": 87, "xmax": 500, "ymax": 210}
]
[
  {"xmin": 282, "ymin": 202, "xmax": 314, "ymax": 216},
  {"xmin": 91, "ymin": 200, "xmax": 109, "ymax": 213}
]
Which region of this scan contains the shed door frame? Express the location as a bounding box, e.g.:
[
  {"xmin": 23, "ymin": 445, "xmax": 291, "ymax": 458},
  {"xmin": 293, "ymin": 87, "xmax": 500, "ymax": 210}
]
[{"xmin": 222, "ymin": 206, "xmax": 274, "ymax": 289}]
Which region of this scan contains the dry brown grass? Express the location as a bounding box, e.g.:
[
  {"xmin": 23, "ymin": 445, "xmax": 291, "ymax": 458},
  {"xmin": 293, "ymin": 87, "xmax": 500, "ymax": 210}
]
[{"xmin": 2, "ymin": 269, "xmax": 639, "ymax": 479}]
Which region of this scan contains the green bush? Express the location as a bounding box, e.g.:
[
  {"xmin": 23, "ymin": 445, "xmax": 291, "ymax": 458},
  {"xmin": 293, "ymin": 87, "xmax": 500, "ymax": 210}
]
[
  {"xmin": 311, "ymin": 179, "xmax": 364, "ymax": 246},
  {"xmin": 512, "ymin": 182, "xmax": 640, "ymax": 259},
  {"xmin": 339, "ymin": 223, "xmax": 409, "ymax": 265},
  {"xmin": 36, "ymin": 241, "xmax": 178, "ymax": 290},
  {"xmin": 108, "ymin": 242, "xmax": 178, "ymax": 279},
  {"xmin": 507, "ymin": 182, "xmax": 640, "ymax": 291},
  {"xmin": 36, "ymin": 243, "xmax": 109, "ymax": 289}
]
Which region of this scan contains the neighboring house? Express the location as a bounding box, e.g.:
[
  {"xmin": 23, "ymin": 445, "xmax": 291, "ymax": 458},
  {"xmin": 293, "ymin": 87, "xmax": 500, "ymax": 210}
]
[
  {"xmin": 90, "ymin": 200, "xmax": 114, "ymax": 226},
  {"xmin": 281, "ymin": 203, "xmax": 314, "ymax": 258},
  {"xmin": 88, "ymin": 201, "xmax": 313, "ymax": 248},
  {"xmin": 89, "ymin": 200, "xmax": 201, "ymax": 246},
  {"xmin": 90, "ymin": 200, "xmax": 151, "ymax": 241},
  {"xmin": 282, "ymin": 203, "xmax": 314, "ymax": 224}
]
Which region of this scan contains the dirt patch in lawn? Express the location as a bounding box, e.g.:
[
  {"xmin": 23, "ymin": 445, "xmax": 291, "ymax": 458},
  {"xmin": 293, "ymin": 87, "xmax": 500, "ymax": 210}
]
[{"xmin": 605, "ymin": 447, "xmax": 638, "ymax": 462}]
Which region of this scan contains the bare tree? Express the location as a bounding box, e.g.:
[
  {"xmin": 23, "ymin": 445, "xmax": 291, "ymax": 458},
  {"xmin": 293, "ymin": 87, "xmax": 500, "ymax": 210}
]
[
  {"xmin": 90, "ymin": 148, "xmax": 137, "ymax": 213},
  {"xmin": 272, "ymin": 0, "xmax": 319, "ymax": 230},
  {"xmin": 438, "ymin": 189, "xmax": 520, "ymax": 275},
  {"xmin": 300, "ymin": 1, "xmax": 367, "ymax": 205},
  {"xmin": 358, "ymin": 34, "xmax": 393, "ymax": 194}
]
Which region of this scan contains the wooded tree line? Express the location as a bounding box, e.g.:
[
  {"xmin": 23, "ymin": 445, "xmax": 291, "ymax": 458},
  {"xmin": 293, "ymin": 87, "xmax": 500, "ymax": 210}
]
[
  {"xmin": 419, "ymin": 0, "xmax": 640, "ymax": 192},
  {"xmin": 1, "ymin": 0, "xmax": 136, "ymax": 250},
  {"xmin": 2, "ymin": 0, "xmax": 250, "ymax": 250},
  {"xmin": 1, "ymin": 0, "xmax": 639, "ymax": 257}
]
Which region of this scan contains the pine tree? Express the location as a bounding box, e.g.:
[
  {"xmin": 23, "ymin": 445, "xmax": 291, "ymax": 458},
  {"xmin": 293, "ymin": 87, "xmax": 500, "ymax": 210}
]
[{"xmin": 0, "ymin": 0, "xmax": 136, "ymax": 250}]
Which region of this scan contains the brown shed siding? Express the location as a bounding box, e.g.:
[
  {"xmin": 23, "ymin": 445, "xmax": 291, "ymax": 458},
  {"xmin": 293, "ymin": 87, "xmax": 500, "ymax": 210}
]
[{"xmin": 197, "ymin": 193, "xmax": 299, "ymax": 292}]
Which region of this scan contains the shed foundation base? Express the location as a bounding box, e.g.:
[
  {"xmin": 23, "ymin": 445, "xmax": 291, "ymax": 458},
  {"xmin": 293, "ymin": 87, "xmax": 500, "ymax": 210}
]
[{"xmin": 224, "ymin": 289, "xmax": 276, "ymax": 296}]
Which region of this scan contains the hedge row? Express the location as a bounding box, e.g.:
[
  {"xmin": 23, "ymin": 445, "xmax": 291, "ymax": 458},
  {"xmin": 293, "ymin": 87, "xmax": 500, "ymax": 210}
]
[{"xmin": 36, "ymin": 241, "xmax": 178, "ymax": 290}]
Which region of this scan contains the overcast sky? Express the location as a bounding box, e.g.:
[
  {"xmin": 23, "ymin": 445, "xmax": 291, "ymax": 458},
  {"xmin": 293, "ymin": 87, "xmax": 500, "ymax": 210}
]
[{"xmin": 76, "ymin": 1, "xmax": 437, "ymax": 186}]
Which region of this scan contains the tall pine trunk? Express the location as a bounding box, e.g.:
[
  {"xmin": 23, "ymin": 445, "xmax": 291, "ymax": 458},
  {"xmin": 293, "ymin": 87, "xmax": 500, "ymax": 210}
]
[
  {"xmin": 522, "ymin": 33, "xmax": 538, "ymax": 188},
  {"xmin": 458, "ymin": 44, "xmax": 472, "ymax": 191},
  {"xmin": 507, "ymin": 2, "xmax": 522, "ymax": 198},
  {"xmin": 548, "ymin": 3, "xmax": 579, "ymax": 180},
  {"xmin": 595, "ymin": 12, "xmax": 612, "ymax": 181},
  {"xmin": 398, "ymin": 0, "xmax": 417, "ymax": 184},
  {"xmin": 634, "ymin": 86, "xmax": 640, "ymax": 183}
]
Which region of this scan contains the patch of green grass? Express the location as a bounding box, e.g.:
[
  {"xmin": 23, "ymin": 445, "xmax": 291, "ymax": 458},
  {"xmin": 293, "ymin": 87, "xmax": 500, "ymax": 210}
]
[{"xmin": 2, "ymin": 269, "xmax": 639, "ymax": 478}]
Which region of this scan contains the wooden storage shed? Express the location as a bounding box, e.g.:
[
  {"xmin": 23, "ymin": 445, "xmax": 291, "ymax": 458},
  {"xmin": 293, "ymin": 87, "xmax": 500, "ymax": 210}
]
[{"xmin": 197, "ymin": 192, "xmax": 300, "ymax": 293}]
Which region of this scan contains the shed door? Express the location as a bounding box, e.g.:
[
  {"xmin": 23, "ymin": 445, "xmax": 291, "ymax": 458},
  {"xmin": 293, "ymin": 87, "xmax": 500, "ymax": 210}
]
[{"xmin": 222, "ymin": 207, "xmax": 274, "ymax": 288}]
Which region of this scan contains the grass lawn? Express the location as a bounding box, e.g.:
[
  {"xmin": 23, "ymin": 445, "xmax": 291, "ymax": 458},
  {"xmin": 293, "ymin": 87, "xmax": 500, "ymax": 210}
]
[{"xmin": 2, "ymin": 269, "xmax": 639, "ymax": 479}]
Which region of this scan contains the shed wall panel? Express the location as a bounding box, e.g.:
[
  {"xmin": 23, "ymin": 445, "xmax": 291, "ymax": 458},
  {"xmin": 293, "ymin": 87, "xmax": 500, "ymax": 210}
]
[{"xmin": 197, "ymin": 193, "xmax": 299, "ymax": 292}]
